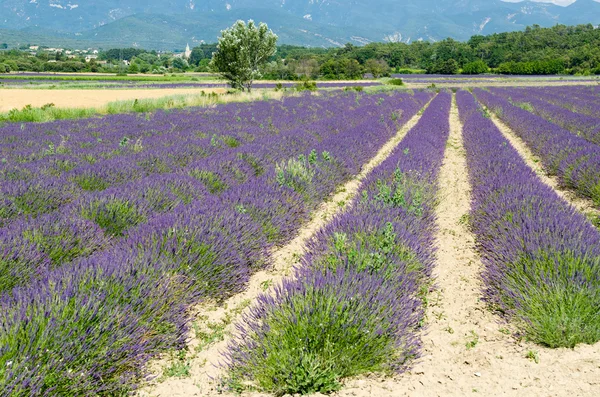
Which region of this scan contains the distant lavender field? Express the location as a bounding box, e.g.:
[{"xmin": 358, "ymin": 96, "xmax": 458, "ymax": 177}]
[
  {"xmin": 0, "ymin": 79, "xmax": 382, "ymax": 89},
  {"xmin": 395, "ymin": 74, "xmax": 599, "ymax": 83}
]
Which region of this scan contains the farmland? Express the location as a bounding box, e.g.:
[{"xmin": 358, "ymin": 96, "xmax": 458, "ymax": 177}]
[{"xmin": 1, "ymin": 83, "xmax": 600, "ymax": 397}]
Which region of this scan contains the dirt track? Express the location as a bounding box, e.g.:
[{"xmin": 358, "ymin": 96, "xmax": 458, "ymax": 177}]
[
  {"xmin": 139, "ymin": 97, "xmax": 435, "ymax": 397},
  {"xmin": 0, "ymin": 88, "xmax": 227, "ymax": 112},
  {"xmin": 332, "ymin": 93, "xmax": 600, "ymax": 397}
]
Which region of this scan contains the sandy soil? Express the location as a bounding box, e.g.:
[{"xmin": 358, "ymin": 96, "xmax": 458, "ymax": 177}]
[
  {"xmin": 0, "ymin": 88, "xmax": 227, "ymax": 112},
  {"xmin": 138, "ymin": 97, "xmax": 436, "ymax": 397},
  {"xmin": 487, "ymin": 107, "xmax": 600, "ymax": 221},
  {"xmin": 137, "ymin": 94, "xmax": 599, "ymax": 397},
  {"xmin": 328, "ymin": 95, "xmax": 599, "ymax": 397}
]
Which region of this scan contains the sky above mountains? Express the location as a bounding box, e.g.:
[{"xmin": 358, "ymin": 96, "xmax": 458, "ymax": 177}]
[
  {"xmin": 502, "ymin": 0, "xmax": 593, "ymax": 5},
  {"xmin": 2, "ymin": 0, "xmax": 600, "ymax": 49}
]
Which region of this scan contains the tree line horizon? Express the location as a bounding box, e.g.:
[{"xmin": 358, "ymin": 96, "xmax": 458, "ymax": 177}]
[{"xmin": 2, "ymin": 23, "xmax": 600, "ymax": 77}]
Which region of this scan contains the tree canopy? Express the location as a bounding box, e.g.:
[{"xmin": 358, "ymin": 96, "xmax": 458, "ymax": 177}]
[
  {"xmin": 210, "ymin": 20, "xmax": 278, "ymax": 91},
  {"xmin": 4, "ymin": 23, "xmax": 600, "ymax": 76}
]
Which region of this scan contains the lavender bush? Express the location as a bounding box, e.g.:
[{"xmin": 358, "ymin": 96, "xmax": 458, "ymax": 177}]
[
  {"xmin": 473, "ymin": 88, "xmax": 600, "ymax": 207},
  {"xmin": 458, "ymin": 90, "xmax": 600, "ymax": 348},
  {"xmin": 489, "ymin": 87, "xmax": 600, "ymax": 146},
  {"xmin": 0, "ymin": 90, "xmax": 433, "ymax": 395},
  {"xmin": 224, "ymin": 92, "xmax": 450, "ymax": 394}
]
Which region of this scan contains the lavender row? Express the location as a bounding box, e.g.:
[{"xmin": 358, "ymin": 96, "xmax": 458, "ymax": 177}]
[
  {"xmin": 457, "ymin": 90, "xmax": 600, "ymax": 348},
  {"xmin": 0, "ymin": 93, "xmax": 352, "ymax": 165},
  {"xmin": 0, "ymin": 80, "xmax": 382, "ymax": 89},
  {"xmin": 223, "ymin": 92, "xmax": 450, "ymax": 395},
  {"xmin": 0, "ymin": 91, "xmax": 431, "ymax": 291},
  {"xmin": 0, "ymin": 93, "xmax": 381, "ymax": 227},
  {"xmin": 473, "ymin": 88, "xmax": 600, "ymax": 207},
  {"xmin": 0, "ymin": 91, "xmax": 432, "ymax": 395},
  {"xmin": 489, "ymin": 87, "xmax": 600, "ymax": 146},
  {"xmin": 521, "ymin": 86, "xmax": 600, "ymax": 117}
]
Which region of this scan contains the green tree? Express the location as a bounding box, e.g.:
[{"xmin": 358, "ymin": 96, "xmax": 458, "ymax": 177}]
[
  {"xmin": 128, "ymin": 63, "xmax": 140, "ymax": 74},
  {"xmin": 462, "ymin": 60, "xmax": 488, "ymax": 74},
  {"xmin": 364, "ymin": 59, "xmax": 390, "ymax": 78},
  {"xmin": 189, "ymin": 47, "xmax": 205, "ymax": 66},
  {"xmin": 4, "ymin": 60, "xmax": 18, "ymax": 72},
  {"xmin": 427, "ymin": 58, "xmax": 459, "ymax": 74},
  {"xmin": 88, "ymin": 58, "xmax": 99, "ymax": 73},
  {"xmin": 210, "ymin": 20, "xmax": 278, "ymax": 91},
  {"xmin": 195, "ymin": 58, "xmax": 211, "ymax": 72},
  {"xmin": 172, "ymin": 57, "xmax": 189, "ymax": 71}
]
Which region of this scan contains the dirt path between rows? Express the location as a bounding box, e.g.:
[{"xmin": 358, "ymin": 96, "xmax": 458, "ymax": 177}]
[
  {"xmin": 487, "ymin": 108, "xmax": 600, "ymax": 222},
  {"xmin": 331, "ymin": 94, "xmax": 600, "ymax": 397},
  {"xmin": 138, "ymin": 96, "xmax": 436, "ymax": 397},
  {"xmin": 0, "ymin": 88, "xmax": 226, "ymax": 112}
]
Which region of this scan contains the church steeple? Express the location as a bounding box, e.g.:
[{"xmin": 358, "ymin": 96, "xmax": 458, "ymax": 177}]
[{"xmin": 185, "ymin": 43, "xmax": 192, "ymax": 59}]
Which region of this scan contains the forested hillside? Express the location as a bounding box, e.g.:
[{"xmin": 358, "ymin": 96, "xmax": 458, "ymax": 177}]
[
  {"xmin": 274, "ymin": 24, "xmax": 600, "ymax": 76},
  {"xmin": 2, "ymin": 24, "xmax": 600, "ymax": 76}
]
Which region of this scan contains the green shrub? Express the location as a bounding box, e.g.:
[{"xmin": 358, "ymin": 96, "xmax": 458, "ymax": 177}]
[
  {"xmin": 188, "ymin": 169, "xmax": 228, "ymax": 194},
  {"xmin": 462, "ymin": 60, "xmax": 489, "ymax": 75},
  {"xmin": 295, "ymin": 81, "xmax": 317, "ymax": 92},
  {"xmin": 80, "ymin": 198, "xmax": 146, "ymax": 237},
  {"xmin": 507, "ymin": 252, "xmax": 600, "ymax": 348}
]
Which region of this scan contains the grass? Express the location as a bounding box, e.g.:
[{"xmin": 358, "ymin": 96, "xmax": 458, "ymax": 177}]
[
  {"xmin": 362, "ymin": 84, "xmax": 412, "ymax": 94},
  {"xmin": 160, "ymin": 350, "xmax": 192, "ymax": 380},
  {"xmin": 318, "ymin": 222, "xmax": 423, "ymax": 279},
  {"xmin": 465, "ymin": 331, "xmax": 479, "ymax": 350},
  {"xmin": 193, "ymin": 299, "xmax": 252, "ymax": 353},
  {"xmin": 0, "ymin": 81, "xmax": 220, "ymax": 90},
  {"xmin": 0, "ymin": 90, "xmax": 287, "ymax": 124},
  {"xmin": 525, "ymin": 350, "xmax": 540, "ymax": 364},
  {"xmin": 188, "ymin": 170, "xmax": 228, "ymax": 194},
  {"xmin": 372, "ymin": 168, "xmax": 433, "ymax": 217}
]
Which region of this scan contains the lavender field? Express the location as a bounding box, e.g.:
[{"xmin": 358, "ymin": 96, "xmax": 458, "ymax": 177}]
[
  {"xmin": 0, "ymin": 77, "xmax": 381, "ymax": 90},
  {"xmin": 0, "ymin": 87, "xmax": 599, "ymax": 396}
]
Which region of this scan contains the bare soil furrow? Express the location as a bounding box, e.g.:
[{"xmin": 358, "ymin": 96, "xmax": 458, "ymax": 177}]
[
  {"xmin": 138, "ymin": 96, "xmax": 435, "ymax": 397},
  {"xmin": 333, "ymin": 94, "xmax": 600, "ymax": 397},
  {"xmin": 487, "ymin": 107, "xmax": 600, "ymax": 222}
]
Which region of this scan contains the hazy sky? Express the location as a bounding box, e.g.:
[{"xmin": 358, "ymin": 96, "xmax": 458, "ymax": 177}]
[{"xmin": 502, "ymin": 0, "xmax": 577, "ymax": 5}]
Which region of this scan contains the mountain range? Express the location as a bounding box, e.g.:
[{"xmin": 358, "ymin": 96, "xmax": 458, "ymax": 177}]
[{"xmin": 1, "ymin": 0, "xmax": 600, "ymax": 49}]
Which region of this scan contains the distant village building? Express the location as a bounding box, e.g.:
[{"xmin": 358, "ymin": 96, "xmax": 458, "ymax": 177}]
[{"xmin": 174, "ymin": 44, "xmax": 192, "ymax": 59}]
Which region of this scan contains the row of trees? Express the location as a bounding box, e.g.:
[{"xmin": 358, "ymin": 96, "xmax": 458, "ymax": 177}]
[
  {"xmin": 0, "ymin": 48, "xmax": 202, "ymax": 74},
  {"xmin": 267, "ymin": 24, "xmax": 600, "ymax": 76},
  {"xmin": 3, "ymin": 23, "xmax": 600, "ymax": 77},
  {"xmin": 0, "ymin": 51, "xmax": 102, "ymax": 73}
]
